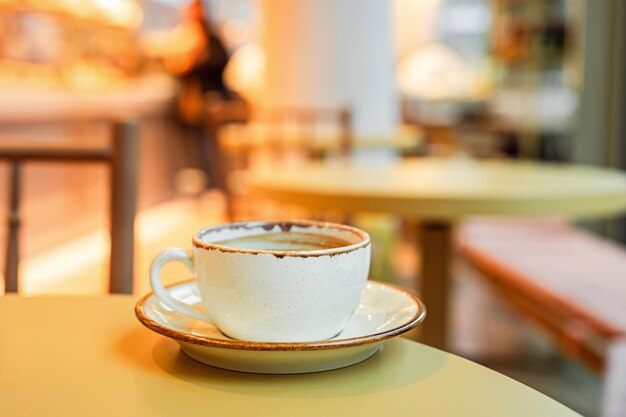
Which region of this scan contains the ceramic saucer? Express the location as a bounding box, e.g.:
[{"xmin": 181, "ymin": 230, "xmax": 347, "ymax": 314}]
[{"xmin": 135, "ymin": 280, "xmax": 426, "ymax": 374}]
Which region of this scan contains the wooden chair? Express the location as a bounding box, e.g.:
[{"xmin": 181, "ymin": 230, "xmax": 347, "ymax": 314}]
[
  {"xmin": 206, "ymin": 101, "xmax": 351, "ymax": 219},
  {"xmin": 204, "ymin": 97, "xmax": 250, "ymax": 192},
  {"xmin": 0, "ymin": 118, "xmax": 140, "ymax": 294},
  {"xmin": 249, "ymin": 105, "xmax": 352, "ymax": 163}
]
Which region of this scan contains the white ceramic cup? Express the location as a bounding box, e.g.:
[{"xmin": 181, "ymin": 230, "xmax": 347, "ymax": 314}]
[{"xmin": 150, "ymin": 220, "xmax": 371, "ymax": 342}]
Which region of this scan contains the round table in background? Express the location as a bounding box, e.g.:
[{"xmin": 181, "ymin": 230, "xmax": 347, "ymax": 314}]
[
  {"xmin": 249, "ymin": 157, "xmax": 626, "ymax": 349},
  {"xmin": 0, "ymin": 295, "xmax": 580, "ymax": 417}
]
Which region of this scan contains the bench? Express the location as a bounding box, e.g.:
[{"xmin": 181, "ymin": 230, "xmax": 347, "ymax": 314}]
[
  {"xmin": 457, "ymin": 218, "xmax": 626, "ymax": 370},
  {"xmin": 457, "ymin": 218, "xmax": 626, "ymax": 416}
]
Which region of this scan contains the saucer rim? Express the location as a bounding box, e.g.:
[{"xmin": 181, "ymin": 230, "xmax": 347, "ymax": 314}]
[{"xmin": 135, "ymin": 280, "xmax": 426, "ymax": 352}]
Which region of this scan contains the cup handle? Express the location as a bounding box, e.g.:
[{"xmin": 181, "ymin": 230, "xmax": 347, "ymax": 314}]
[{"xmin": 149, "ymin": 248, "xmax": 211, "ymax": 322}]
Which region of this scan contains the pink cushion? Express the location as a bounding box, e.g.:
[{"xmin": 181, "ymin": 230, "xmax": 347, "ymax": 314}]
[{"xmin": 457, "ymin": 218, "xmax": 626, "ymax": 334}]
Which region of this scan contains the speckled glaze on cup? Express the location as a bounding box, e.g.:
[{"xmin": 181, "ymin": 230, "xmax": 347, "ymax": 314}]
[{"xmin": 150, "ymin": 220, "xmax": 371, "ymax": 342}]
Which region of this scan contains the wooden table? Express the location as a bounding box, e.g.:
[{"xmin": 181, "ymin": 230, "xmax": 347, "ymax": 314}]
[
  {"xmin": 0, "ymin": 295, "xmax": 580, "ymax": 417},
  {"xmin": 249, "ymin": 157, "xmax": 626, "ymax": 349}
]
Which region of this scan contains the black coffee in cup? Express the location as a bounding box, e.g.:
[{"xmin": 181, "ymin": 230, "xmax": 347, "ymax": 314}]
[{"xmin": 214, "ymin": 231, "xmax": 352, "ymax": 251}]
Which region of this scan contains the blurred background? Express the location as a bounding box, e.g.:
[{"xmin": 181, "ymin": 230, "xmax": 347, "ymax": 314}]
[{"xmin": 1, "ymin": 0, "xmax": 625, "ymax": 415}]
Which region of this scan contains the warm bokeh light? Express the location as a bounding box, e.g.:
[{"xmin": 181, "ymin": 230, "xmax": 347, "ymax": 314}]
[
  {"xmin": 0, "ymin": 0, "xmax": 143, "ymax": 28},
  {"xmin": 93, "ymin": 0, "xmax": 122, "ymax": 8},
  {"xmin": 397, "ymin": 42, "xmax": 490, "ymax": 101},
  {"xmin": 160, "ymin": 22, "xmax": 206, "ymax": 74},
  {"xmin": 223, "ymin": 42, "xmax": 265, "ymax": 100},
  {"xmin": 0, "ymin": 0, "xmax": 144, "ymax": 91},
  {"xmin": 221, "ymin": 18, "xmax": 250, "ymax": 50}
]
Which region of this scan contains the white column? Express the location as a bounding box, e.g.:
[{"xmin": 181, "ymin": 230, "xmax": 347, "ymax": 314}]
[{"xmin": 259, "ymin": 0, "xmax": 398, "ymax": 138}]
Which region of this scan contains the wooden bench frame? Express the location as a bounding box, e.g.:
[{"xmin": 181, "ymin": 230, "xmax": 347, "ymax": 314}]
[
  {"xmin": 459, "ymin": 219, "xmax": 626, "ymax": 373},
  {"xmin": 462, "ymin": 242, "xmax": 620, "ymax": 372}
]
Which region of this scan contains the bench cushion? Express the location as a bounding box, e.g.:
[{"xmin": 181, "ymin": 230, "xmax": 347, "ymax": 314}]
[{"xmin": 457, "ymin": 218, "xmax": 626, "ymax": 337}]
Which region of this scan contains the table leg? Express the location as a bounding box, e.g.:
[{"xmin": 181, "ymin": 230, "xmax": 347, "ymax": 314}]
[{"xmin": 419, "ymin": 222, "xmax": 452, "ymax": 350}]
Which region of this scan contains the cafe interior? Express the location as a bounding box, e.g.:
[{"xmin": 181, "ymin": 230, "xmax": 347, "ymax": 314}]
[{"xmin": 1, "ymin": 0, "xmax": 626, "ymax": 416}]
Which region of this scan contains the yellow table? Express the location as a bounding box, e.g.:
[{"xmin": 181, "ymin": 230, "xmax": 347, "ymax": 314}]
[
  {"xmin": 0, "ymin": 295, "xmax": 580, "ymax": 417},
  {"xmin": 249, "ymin": 157, "xmax": 626, "ymax": 349}
]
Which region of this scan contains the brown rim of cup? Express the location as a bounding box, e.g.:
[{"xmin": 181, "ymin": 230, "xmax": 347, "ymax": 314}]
[{"xmin": 191, "ymin": 219, "xmax": 371, "ymax": 257}]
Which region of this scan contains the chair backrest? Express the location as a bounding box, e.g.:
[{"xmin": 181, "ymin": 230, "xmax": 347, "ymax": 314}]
[
  {"xmin": 0, "ymin": 118, "xmax": 139, "ymax": 294},
  {"xmin": 205, "ymin": 99, "xmax": 352, "ymax": 220},
  {"xmin": 205, "ymin": 97, "xmax": 250, "ymax": 191},
  {"xmin": 248, "ymin": 105, "xmax": 352, "ymax": 167},
  {"xmin": 207, "ymin": 100, "xmax": 351, "ymax": 167}
]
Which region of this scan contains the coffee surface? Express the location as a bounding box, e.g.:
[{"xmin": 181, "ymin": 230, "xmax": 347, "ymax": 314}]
[{"xmin": 214, "ymin": 231, "xmax": 352, "ymax": 251}]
